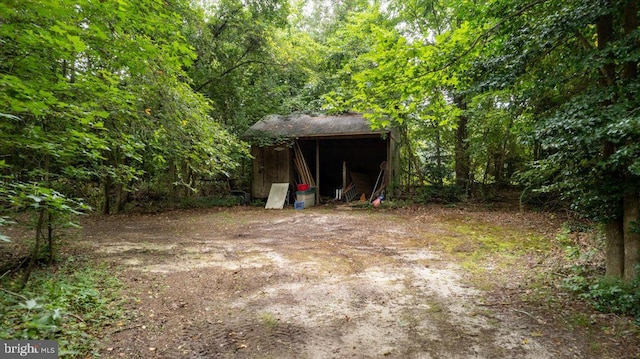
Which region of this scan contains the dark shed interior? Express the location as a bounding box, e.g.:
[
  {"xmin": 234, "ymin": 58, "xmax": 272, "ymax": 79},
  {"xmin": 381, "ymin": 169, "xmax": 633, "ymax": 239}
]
[{"xmin": 297, "ymin": 137, "xmax": 388, "ymax": 198}]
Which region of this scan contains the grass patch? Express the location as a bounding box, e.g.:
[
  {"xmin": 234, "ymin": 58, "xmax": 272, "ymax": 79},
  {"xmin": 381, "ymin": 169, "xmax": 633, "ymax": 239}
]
[
  {"xmin": 425, "ymin": 301, "xmax": 445, "ymax": 314},
  {"xmin": 0, "ymin": 258, "xmax": 124, "ymax": 357},
  {"xmin": 433, "ymin": 219, "xmax": 549, "ymax": 272},
  {"xmin": 425, "ymin": 217, "xmax": 554, "ymax": 292},
  {"xmin": 446, "ymin": 220, "xmax": 551, "ymax": 254},
  {"xmin": 260, "ymin": 312, "xmax": 280, "ymax": 327}
]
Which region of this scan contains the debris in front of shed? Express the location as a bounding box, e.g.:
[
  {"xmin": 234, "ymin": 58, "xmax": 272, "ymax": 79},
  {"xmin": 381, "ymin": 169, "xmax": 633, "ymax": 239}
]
[
  {"xmin": 296, "ymin": 187, "xmax": 315, "ymax": 209},
  {"xmin": 343, "ymin": 183, "xmax": 357, "ymax": 202},
  {"xmin": 369, "ymin": 161, "xmax": 387, "ymax": 202},
  {"xmin": 350, "ymin": 172, "xmax": 373, "ymax": 199}
]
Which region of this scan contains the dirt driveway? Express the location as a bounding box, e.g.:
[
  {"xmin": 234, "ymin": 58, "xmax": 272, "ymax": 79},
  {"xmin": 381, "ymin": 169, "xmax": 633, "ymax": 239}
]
[{"xmin": 80, "ymin": 206, "xmax": 630, "ymax": 358}]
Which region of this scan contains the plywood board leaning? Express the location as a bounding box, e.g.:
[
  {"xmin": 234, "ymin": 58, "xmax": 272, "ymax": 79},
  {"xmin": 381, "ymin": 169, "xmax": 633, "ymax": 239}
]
[{"xmin": 265, "ymin": 183, "xmax": 290, "ymax": 209}]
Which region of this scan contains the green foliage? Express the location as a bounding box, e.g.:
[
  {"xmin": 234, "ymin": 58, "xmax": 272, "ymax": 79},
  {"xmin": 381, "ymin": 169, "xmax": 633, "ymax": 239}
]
[
  {"xmin": 250, "ymin": 198, "xmax": 266, "ymax": 207},
  {"xmin": 559, "ymin": 225, "xmax": 640, "ymax": 321},
  {"xmin": 520, "ymin": 83, "xmax": 640, "ymax": 221},
  {"xmin": 564, "ymin": 265, "xmax": 640, "ymax": 322},
  {"xmin": 187, "ymin": 0, "xmax": 306, "ymax": 133},
  {"xmin": 6, "ymin": 183, "xmax": 90, "ymax": 215},
  {"xmin": 0, "ymin": 260, "xmax": 124, "ymax": 357},
  {"xmin": 0, "ymin": 217, "xmax": 16, "ymax": 243},
  {"xmin": 579, "ymin": 273, "xmax": 640, "ymax": 320},
  {"xmin": 243, "ymin": 128, "xmax": 295, "ymax": 147},
  {"xmin": 416, "ymin": 185, "xmax": 464, "ymax": 203},
  {"xmin": 0, "ymin": 0, "xmax": 254, "ymax": 291},
  {"xmin": 177, "ymin": 195, "xmax": 244, "ymax": 209},
  {"xmin": 318, "ymin": 0, "xmax": 533, "ymax": 190},
  {"xmin": 0, "ymin": 0, "xmax": 248, "ymax": 217},
  {"xmin": 467, "ymin": 0, "xmax": 640, "ymax": 222}
]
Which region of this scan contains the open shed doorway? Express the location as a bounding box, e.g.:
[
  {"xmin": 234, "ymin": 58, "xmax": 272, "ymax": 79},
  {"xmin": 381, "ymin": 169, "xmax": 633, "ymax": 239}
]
[{"xmin": 297, "ymin": 136, "xmax": 388, "ymax": 200}]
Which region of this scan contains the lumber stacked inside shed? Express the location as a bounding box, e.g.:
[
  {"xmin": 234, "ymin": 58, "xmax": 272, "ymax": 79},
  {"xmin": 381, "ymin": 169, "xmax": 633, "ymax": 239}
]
[{"xmin": 293, "ymin": 142, "xmax": 315, "ymax": 187}]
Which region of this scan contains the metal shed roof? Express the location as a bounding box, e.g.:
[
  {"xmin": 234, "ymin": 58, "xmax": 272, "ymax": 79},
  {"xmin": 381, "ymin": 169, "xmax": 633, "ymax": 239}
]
[{"xmin": 246, "ymin": 113, "xmax": 388, "ymax": 139}]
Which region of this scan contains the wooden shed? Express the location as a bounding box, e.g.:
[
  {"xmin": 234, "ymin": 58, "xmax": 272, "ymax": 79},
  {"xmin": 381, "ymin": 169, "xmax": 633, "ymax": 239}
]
[{"xmin": 246, "ymin": 113, "xmax": 399, "ymax": 202}]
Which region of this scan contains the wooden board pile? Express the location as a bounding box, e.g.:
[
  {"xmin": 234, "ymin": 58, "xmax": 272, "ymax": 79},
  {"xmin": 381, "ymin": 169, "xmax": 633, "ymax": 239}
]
[{"xmin": 293, "ymin": 142, "xmax": 315, "ymax": 187}]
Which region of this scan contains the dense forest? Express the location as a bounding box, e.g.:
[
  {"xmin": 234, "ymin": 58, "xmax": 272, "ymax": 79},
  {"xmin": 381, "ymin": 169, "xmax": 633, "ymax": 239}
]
[{"xmin": 1, "ymin": 0, "xmax": 639, "ymax": 284}]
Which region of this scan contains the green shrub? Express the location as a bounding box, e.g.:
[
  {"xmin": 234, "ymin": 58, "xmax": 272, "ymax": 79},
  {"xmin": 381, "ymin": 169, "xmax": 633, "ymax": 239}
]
[
  {"xmin": 556, "ymin": 226, "xmax": 639, "ymax": 323},
  {"xmin": 416, "ymin": 185, "xmax": 464, "ymax": 203},
  {"xmin": 578, "ymin": 269, "xmax": 640, "ymax": 321},
  {"xmin": 177, "ymin": 195, "xmax": 242, "ymax": 208},
  {"xmin": 563, "ymin": 262, "xmax": 640, "ymax": 323},
  {"xmin": 0, "ymin": 260, "xmax": 124, "ymax": 357}
]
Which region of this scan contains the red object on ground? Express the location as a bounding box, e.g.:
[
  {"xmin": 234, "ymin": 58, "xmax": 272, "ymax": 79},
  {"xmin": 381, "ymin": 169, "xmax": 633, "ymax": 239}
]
[{"xmin": 297, "ymin": 184, "xmax": 309, "ymax": 191}]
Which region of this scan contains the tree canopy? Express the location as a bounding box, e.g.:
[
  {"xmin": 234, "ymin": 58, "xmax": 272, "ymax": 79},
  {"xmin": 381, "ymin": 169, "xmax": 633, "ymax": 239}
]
[
  {"xmin": 1, "ymin": 0, "xmax": 639, "ymax": 282},
  {"xmin": 315, "ymin": 0, "xmax": 639, "ymax": 280}
]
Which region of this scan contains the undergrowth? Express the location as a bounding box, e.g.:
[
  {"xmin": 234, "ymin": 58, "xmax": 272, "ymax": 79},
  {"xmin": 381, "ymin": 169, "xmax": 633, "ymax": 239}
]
[
  {"xmin": 577, "ymin": 272, "xmax": 640, "ymax": 321},
  {"xmin": 557, "ymin": 224, "xmax": 640, "ymax": 324},
  {"xmin": 0, "ymin": 258, "xmax": 124, "ymax": 357},
  {"xmin": 176, "ymin": 195, "xmax": 244, "ymax": 208}
]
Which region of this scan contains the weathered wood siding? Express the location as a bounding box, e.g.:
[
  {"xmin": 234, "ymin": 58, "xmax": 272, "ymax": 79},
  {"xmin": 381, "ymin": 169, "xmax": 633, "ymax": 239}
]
[{"xmin": 251, "ymin": 146, "xmax": 292, "ymax": 199}]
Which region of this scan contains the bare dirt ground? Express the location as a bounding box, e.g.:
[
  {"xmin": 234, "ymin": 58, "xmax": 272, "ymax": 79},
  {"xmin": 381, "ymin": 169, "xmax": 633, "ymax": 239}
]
[{"xmin": 79, "ymin": 205, "xmax": 639, "ymax": 359}]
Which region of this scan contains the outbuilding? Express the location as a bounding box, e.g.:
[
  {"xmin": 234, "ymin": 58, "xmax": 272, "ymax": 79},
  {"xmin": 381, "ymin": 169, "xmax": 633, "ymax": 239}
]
[{"xmin": 245, "ymin": 113, "xmax": 399, "ymax": 203}]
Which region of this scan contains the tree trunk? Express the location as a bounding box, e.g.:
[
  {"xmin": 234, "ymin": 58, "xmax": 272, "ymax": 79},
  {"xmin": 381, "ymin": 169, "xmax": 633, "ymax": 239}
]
[
  {"xmin": 20, "ymin": 207, "xmax": 45, "ymax": 289},
  {"xmin": 114, "ymin": 182, "xmax": 125, "ymax": 214},
  {"xmin": 605, "ymin": 220, "xmax": 625, "ymax": 278},
  {"xmin": 533, "ymin": 140, "xmax": 542, "ymax": 161},
  {"xmin": 621, "ymin": 0, "xmax": 638, "ymax": 281},
  {"xmin": 598, "ymin": 6, "xmax": 625, "ymax": 278},
  {"xmin": 434, "ymin": 123, "xmax": 443, "ymax": 187},
  {"xmin": 597, "ymin": 12, "xmax": 616, "ymax": 86},
  {"xmin": 493, "ymin": 152, "xmax": 504, "ymax": 186},
  {"xmin": 482, "ymin": 153, "xmax": 490, "ymax": 187},
  {"xmin": 602, "ymin": 140, "xmax": 625, "ymax": 278},
  {"xmin": 454, "ymin": 96, "xmax": 470, "ymax": 192},
  {"xmin": 623, "ymin": 193, "xmax": 640, "ymax": 281},
  {"xmin": 168, "ymin": 159, "xmax": 177, "ymax": 205},
  {"xmin": 103, "ymin": 175, "xmax": 111, "ymax": 215},
  {"xmin": 400, "ymin": 125, "xmax": 425, "ymax": 187},
  {"xmin": 497, "ymin": 118, "xmax": 515, "ymax": 187},
  {"xmin": 47, "ymin": 211, "xmax": 53, "ymax": 264},
  {"xmin": 623, "ymin": 0, "xmax": 638, "ymax": 81},
  {"xmin": 184, "ymin": 164, "xmax": 193, "ymax": 198}
]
